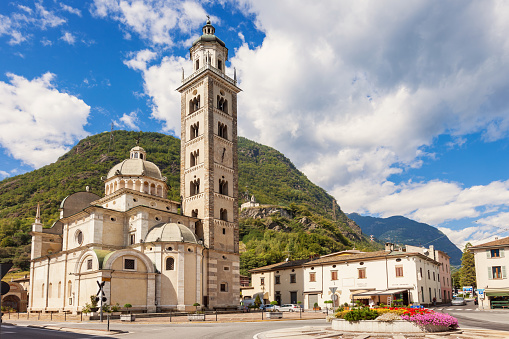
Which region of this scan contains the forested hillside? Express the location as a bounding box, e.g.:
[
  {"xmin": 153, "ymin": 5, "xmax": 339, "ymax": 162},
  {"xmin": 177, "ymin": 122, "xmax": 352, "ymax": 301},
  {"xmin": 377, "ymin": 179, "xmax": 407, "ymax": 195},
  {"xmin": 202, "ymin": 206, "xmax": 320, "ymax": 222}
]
[{"xmin": 0, "ymin": 131, "xmax": 378, "ymax": 274}]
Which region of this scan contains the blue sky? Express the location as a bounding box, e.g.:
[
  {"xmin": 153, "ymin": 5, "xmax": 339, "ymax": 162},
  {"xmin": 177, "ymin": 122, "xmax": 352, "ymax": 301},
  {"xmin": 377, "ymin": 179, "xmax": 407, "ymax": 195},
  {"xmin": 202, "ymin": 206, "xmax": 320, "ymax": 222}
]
[{"xmin": 1, "ymin": 0, "xmax": 509, "ymax": 249}]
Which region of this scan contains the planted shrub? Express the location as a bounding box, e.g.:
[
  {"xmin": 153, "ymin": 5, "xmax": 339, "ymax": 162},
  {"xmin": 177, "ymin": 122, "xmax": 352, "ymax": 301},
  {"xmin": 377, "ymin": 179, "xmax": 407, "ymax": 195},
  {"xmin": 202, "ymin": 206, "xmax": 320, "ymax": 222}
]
[
  {"xmin": 343, "ymin": 307, "xmax": 378, "ymax": 321},
  {"xmin": 401, "ymin": 312, "xmax": 459, "ymax": 329}
]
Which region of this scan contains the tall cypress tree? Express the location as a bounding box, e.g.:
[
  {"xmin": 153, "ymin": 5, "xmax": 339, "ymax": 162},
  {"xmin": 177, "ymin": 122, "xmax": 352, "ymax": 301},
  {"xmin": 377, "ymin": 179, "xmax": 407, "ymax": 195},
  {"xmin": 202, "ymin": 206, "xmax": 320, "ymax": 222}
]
[{"xmin": 459, "ymin": 242, "xmax": 477, "ymax": 289}]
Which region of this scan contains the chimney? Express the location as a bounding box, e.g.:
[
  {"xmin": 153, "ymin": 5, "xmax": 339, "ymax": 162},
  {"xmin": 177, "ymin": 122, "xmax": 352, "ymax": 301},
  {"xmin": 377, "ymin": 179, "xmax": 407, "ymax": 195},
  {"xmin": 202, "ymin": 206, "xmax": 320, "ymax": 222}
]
[{"xmin": 385, "ymin": 242, "xmax": 394, "ymax": 252}]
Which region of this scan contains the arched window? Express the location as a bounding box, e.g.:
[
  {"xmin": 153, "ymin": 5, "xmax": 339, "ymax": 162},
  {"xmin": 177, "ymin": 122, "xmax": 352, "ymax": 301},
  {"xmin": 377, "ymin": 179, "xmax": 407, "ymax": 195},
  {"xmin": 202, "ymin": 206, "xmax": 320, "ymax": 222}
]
[
  {"xmin": 217, "ymin": 59, "xmax": 223, "ymax": 71},
  {"xmin": 190, "ymin": 150, "xmax": 199, "ymax": 167},
  {"xmin": 218, "ymin": 122, "xmax": 228, "ymax": 139},
  {"xmin": 48, "ymin": 283, "xmax": 53, "ymax": 298},
  {"xmin": 190, "ymin": 179, "xmax": 200, "ymax": 196},
  {"xmin": 192, "ymin": 209, "xmax": 198, "ymax": 217},
  {"xmin": 68, "ymin": 281, "xmax": 72, "ymax": 298},
  {"xmin": 58, "ymin": 281, "xmax": 61, "ymax": 298},
  {"xmin": 220, "ymin": 208, "xmax": 228, "ymax": 221},
  {"xmin": 219, "ymin": 179, "xmax": 228, "ymax": 195},
  {"xmin": 195, "ymin": 59, "xmax": 199, "ymax": 70},
  {"xmin": 189, "ymin": 95, "xmax": 200, "ymax": 114},
  {"xmin": 190, "ymin": 122, "xmax": 199, "ymax": 139},
  {"xmin": 217, "ymin": 95, "xmax": 228, "ymax": 114},
  {"xmin": 42, "ymin": 283, "xmax": 45, "ymax": 298},
  {"xmin": 166, "ymin": 257, "xmax": 175, "ymax": 271}
]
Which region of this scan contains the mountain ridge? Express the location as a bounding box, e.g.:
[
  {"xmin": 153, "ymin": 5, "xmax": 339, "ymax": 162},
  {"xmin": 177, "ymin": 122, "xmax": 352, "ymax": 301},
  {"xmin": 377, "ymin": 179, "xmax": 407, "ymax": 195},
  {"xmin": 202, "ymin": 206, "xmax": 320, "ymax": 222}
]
[{"xmin": 347, "ymin": 212, "xmax": 462, "ymax": 265}]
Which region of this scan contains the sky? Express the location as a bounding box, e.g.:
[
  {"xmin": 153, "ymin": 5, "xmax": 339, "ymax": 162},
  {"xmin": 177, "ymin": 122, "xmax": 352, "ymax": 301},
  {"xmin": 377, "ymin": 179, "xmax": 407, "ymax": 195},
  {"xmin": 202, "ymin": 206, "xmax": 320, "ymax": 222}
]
[{"xmin": 1, "ymin": 0, "xmax": 509, "ymax": 250}]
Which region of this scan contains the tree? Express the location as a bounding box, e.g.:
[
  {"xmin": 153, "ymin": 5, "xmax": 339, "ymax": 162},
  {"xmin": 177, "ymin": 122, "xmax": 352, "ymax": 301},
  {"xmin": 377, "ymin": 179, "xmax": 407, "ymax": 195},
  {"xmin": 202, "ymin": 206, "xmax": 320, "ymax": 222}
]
[
  {"xmin": 254, "ymin": 294, "xmax": 262, "ymax": 308},
  {"xmin": 459, "ymin": 243, "xmax": 476, "ymax": 289},
  {"xmin": 451, "ymin": 270, "xmax": 461, "ymax": 290}
]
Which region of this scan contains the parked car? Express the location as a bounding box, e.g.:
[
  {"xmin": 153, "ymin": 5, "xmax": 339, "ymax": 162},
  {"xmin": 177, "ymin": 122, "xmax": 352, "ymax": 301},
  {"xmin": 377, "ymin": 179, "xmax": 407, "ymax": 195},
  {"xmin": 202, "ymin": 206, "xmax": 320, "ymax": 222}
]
[
  {"xmin": 259, "ymin": 304, "xmax": 279, "ymax": 311},
  {"xmin": 278, "ymin": 304, "xmax": 301, "ymax": 312},
  {"xmin": 451, "ymin": 297, "xmax": 467, "ymax": 306}
]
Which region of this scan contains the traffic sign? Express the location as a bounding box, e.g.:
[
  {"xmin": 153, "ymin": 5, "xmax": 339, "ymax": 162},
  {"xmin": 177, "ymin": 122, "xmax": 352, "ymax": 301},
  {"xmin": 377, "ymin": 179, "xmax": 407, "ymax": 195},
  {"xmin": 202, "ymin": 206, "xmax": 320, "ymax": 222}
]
[
  {"xmin": 478, "ymin": 288, "xmax": 485, "ymax": 299},
  {"xmin": 1, "ymin": 281, "xmax": 10, "ymax": 295},
  {"xmin": 0, "ymin": 262, "xmax": 13, "ymax": 279},
  {"xmin": 329, "ymin": 287, "xmax": 338, "ymax": 294}
]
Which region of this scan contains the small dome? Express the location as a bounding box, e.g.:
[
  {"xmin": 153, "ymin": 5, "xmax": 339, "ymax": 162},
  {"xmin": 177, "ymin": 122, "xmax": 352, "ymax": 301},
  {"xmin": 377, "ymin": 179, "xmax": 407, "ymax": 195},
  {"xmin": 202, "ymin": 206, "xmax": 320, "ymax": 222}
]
[
  {"xmin": 145, "ymin": 223, "xmax": 198, "ymax": 244},
  {"xmin": 106, "ymin": 159, "xmax": 162, "ymax": 180},
  {"xmin": 192, "ymin": 19, "xmax": 226, "ymax": 48}
]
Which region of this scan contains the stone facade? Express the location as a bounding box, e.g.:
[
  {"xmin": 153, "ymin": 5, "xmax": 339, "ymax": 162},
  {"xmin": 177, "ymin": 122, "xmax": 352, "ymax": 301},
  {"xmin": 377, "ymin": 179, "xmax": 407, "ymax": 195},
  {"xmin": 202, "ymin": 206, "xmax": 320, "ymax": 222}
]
[{"xmin": 28, "ymin": 20, "xmax": 240, "ymax": 313}]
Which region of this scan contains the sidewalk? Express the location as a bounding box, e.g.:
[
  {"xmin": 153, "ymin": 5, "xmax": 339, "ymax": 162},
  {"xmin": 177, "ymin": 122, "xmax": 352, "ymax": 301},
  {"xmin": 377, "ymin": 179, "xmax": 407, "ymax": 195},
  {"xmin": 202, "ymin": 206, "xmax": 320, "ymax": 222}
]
[{"xmin": 255, "ymin": 325, "xmax": 509, "ymax": 339}]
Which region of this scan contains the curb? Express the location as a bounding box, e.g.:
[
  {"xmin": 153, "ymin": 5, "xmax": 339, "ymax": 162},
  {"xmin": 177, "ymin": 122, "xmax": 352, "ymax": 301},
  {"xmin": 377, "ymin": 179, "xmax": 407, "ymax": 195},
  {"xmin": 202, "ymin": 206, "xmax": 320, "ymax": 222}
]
[{"xmin": 26, "ymin": 324, "xmax": 128, "ymax": 336}]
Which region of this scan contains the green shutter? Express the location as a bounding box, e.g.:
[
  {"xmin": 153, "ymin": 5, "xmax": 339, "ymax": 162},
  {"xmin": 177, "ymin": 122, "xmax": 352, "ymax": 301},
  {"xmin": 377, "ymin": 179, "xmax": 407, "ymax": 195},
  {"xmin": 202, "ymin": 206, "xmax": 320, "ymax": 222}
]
[
  {"xmin": 503, "ymin": 266, "xmax": 507, "ymax": 279},
  {"xmin": 501, "ymin": 249, "xmax": 505, "ymax": 258},
  {"xmin": 487, "ymin": 250, "xmax": 491, "ymax": 258},
  {"xmin": 488, "ymin": 267, "xmax": 492, "ymax": 280}
]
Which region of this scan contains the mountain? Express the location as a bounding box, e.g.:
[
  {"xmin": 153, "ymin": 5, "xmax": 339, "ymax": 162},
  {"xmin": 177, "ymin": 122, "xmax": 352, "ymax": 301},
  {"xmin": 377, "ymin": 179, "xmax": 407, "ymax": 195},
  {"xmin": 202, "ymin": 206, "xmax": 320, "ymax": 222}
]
[
  {"xmin": 0, "ymin": 130, "xmax": 380, "ymax": 274},
  {"xmin": 347, "ymin": 213, "xmax": 462, "ymax": 265}
]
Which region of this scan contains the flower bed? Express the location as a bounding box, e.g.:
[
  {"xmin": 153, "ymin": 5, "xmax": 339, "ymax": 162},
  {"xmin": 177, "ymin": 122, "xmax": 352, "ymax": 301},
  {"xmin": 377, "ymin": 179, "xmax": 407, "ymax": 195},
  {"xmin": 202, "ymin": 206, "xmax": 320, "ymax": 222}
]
[{"xmin": 332, "ymin": 306, "xmax": 458, "ymax": 333}]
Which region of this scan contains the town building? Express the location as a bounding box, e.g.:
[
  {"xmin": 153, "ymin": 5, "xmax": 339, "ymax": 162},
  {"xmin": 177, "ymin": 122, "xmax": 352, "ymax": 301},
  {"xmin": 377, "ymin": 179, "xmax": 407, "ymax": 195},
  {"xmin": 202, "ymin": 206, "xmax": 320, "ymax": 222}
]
[
  {"xmin": 249, "ymin": 259, "xmax": 313, "ymax": 306},
  {"xmin": 405, "ymin": 245, "xmax": 452, "ymax": 302},
  {"xmin": 248, "ymin": 244, "xmax": 443, "ymax": 309},
  {"xmin": 28, "ymin": 19, "xmax": 241, "ymax": 313},
  {"xmin": 469, "ymin": 236, "xmax": 509, "ymax": 309}
]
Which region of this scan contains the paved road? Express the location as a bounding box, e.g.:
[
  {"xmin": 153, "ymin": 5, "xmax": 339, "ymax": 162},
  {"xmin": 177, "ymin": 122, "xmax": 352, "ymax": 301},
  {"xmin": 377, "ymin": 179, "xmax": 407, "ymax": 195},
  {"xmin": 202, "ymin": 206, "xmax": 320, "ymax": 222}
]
[
  {"xmin": 432, "ymin": 300, "xmax": 509, "ymax": 332},
  {"xmin": 0, "ymin": 323, "xmax": 111, "ymax": 339},
  {"xmin": 6, "ymin": 319, "xmax": 327, "ymax": 339}
]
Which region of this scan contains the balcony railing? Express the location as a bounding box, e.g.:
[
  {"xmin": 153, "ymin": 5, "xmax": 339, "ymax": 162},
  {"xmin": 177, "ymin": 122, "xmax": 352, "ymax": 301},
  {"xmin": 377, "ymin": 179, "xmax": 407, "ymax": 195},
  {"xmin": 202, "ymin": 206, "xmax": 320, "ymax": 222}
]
[{"xmin": 182, "ymin": 64, "xmax": 236, "ymax": 86}]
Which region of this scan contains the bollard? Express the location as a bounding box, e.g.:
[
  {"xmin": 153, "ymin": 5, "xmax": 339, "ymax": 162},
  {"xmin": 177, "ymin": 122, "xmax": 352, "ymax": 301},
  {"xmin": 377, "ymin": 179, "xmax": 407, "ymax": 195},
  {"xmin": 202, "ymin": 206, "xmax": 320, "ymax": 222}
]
[
  {"xmin": 38, "ymin": 312, "xmax": 40, "ymax": 320},
  {"xmin": 51, "ymin": 312, "xmax": 52, "ymax": 321},
  {"xmin": 18, "ymin": 311, "xmax": 19, "ymax": 319},
  {"xmin": 81, "ymin": 312, "xmax": 83, "ymax": 322},
  {"xmin": 65, "ymin": 312, "xmax": 66, "ymax": 321},
  {"xmin": 107, "ymin": 314, "xmax": 110, "ymax": 332},
  {"xmin": 215, "ymin": 310, "xmax": 217, "ymax": 322},
  {"xmin": 170, "ymin": 311, "xmax": 172, "ymax": 322},
  {"xmin": 300, "ymin": 307, "xmax": 302, "ymax": 319},
  {"xmin": 8, "ymin": 311, "xmax": 10, "ymax": 319},
  {"xmin": 27, "ymin": 312, "xmax": 29, "ymax": 320},
  {"xmin": 261, "ymin": 310, "xmax": 263, "ymax": 320}
]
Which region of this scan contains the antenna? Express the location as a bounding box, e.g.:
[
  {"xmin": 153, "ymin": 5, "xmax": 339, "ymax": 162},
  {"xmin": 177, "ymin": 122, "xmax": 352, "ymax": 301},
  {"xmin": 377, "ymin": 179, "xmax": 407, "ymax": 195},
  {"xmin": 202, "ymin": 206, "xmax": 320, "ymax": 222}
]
[{"xmin": 107, "ymin": 122, "xmax": 115, "ymax": 155}]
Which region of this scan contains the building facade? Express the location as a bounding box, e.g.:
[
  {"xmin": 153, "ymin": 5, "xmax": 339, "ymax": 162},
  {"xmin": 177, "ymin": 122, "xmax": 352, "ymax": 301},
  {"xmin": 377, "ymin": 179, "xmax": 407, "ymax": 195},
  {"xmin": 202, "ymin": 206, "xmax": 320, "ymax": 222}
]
[
  {"xmin": 28, "ymin": 19, "xmax": 240, "ymax": 313},
  {"xmin": 470, "ymin": 237, "xmax": 509, "ymax": 309},
  {"xmin": 248, "ymin": 244, "xmax": 443, "ymax": 310},
  {"xmin": 406, "ymin": 245, "xmax": 452, "ymax": 302}
]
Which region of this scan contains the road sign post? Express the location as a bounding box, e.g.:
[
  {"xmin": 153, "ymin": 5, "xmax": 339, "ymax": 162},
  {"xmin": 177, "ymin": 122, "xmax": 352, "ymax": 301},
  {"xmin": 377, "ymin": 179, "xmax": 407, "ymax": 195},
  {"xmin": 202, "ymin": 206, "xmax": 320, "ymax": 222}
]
[{"xmin": 96, "ymin": 281, "xmax": 106, "ymax": 322}]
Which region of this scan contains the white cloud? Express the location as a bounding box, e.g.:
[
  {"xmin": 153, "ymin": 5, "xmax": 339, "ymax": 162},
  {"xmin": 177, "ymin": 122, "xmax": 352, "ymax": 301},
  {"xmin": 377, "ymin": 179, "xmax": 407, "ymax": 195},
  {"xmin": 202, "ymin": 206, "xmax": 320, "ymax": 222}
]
[
  {"xmin": 124, "ymin": 52, "xmax": 187, "ymax": 134},
  {"xmin": 119, "ymin": 111, "xmax": 140, "ymax": 130},
  {"xmin": 60, "ymin": 32, "xmax": 76, "ymax": 44},
  {"xmin": 222, "ymin": 0, "xmax": 509, "ymax": 235},
  {"xmin": 0, "ymin": 170, "xmax": 9, "ymax": 178},
  {"xmin": 91, "ymin": 0, "xmax": 207, "ymax": 45},
  {"xmin": 35, "ymin": 3, "xmax": 66, "ymax": 29},
  {"xmin": 0, "ymin": 72, "xmax": 90, "ymax": 168},
  {"xmin": 109, "ymin": 0, "xmax": 509, "ymax": 247},
  {"xmin": 123, "ymin": 49, "xmax": 158, "ymax": 71},
  {"xmin": 41, "ymin": 37, "xmax": 52, "ymax": 46},
  {"xmin": 60, "ymin": 3, "xmax": 82, "ymax": 16}
]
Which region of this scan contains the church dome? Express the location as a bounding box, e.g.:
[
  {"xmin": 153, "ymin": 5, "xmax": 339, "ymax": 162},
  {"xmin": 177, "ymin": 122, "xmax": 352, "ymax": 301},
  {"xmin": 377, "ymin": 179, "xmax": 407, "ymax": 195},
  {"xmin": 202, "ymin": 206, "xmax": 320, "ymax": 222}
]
[
  {"xmin": 106, "ymin": 146, "xmax": 162, "ymax": 180},
  {"xmin": 145, "ymin": 223, "xmax": 198, "ymax": 244}
]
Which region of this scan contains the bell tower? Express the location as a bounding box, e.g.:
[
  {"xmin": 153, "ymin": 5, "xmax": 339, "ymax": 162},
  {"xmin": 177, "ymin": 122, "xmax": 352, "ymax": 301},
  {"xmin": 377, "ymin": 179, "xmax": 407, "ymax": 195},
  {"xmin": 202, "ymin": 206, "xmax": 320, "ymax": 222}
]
[{"xmin": 177, "ymin": 18, "xmax": 241, "ymax": 307}]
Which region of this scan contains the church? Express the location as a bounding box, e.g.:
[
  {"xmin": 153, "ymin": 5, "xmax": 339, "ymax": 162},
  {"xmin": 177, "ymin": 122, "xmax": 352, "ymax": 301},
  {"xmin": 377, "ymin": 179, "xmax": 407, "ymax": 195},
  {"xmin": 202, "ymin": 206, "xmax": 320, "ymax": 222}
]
[{"xmin": 28, "ymin": 19, "xmax": 241, "ymax": 313}]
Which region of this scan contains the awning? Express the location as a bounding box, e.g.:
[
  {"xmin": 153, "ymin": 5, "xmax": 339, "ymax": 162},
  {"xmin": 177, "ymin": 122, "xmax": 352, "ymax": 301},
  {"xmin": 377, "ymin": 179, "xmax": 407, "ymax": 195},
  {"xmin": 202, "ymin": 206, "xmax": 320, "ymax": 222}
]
[
  {"xmin": 485, "ymin": 288, "xmax": 509, "ymax": 296},
  {"xmin": 351, "ymin": 288, "xmax": 410, "ymax": 298},
  {"xmin": 350, "ymin": 289, "xmax": 375, "ymax": 299}
]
